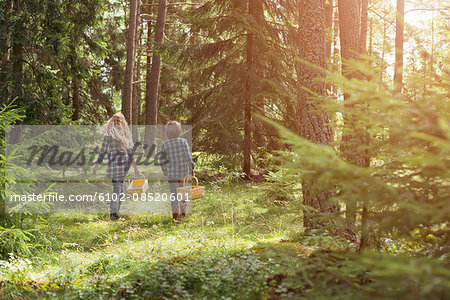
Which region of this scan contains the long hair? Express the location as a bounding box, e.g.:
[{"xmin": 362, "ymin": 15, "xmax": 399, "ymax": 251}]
[{"xmin": 102, "ymin": 113, "xmax": 133, "ymax": 149}]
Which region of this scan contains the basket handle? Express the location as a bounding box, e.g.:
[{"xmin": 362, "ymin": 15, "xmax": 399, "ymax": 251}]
[
  {"xmin": 127, "ymin": 174, "xmax": 146, "ymax": 184},
  {"xmin": 183, "ymin": 175, "xmax": 198, "ymax": 187}
]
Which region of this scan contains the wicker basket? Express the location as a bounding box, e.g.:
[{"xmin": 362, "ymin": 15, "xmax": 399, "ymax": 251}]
[
  {"xmin": 127, "ymin": 177, "xmax": 149, "ymax": 196},
  {"xmin": 176, "ymin": 176, "xmax": 205, "ymax": 200}
]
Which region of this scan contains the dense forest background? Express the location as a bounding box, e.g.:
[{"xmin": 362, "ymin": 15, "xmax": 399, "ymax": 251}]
[{"xmin": 0, "ymin": 0, "xmax": 449, "ymax": 299}]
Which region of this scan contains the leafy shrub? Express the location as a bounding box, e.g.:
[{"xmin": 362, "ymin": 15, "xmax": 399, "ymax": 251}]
[
  {"xmin": 17, "ymin": 252, "xmax": 271, "ymax": 299},
  {"xmin": 254, "ymin": 169, "xmax": 302, "ymax": 206},
  {"xmin": 266, "ymin": 60, "xmax": 449, "ymax": 255},
  {"xmin": 260, "ymin": 246, "xmax": 450, "ymax": 300},
  {"xmin": 0, "ymin": 104, "xmax": 38, "ymax": 260},
  {"xmin": 115, "ymin": 252, "xmax": 270, "ymax": 299},
  {"xmin": 0, "ymin": 226, "xmax": 35, "ymax": 259},
  {"xmin": 0, "ymin": 103, "xmax": 24, "ymax": 228}
]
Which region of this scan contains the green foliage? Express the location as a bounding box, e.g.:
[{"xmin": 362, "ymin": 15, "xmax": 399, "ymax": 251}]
[
  {"xmin": 0, "ymin": 179, "xmax": 448, "ymax": 299},
  {"xmin": 0, "ymin": 103, "xmax": 24, "ymax": 228},
  {"xmin": 0, "ymin": 1, "xmax": 449, "ymax": 299},
  {"xmin": 193, "ymin": 151, "xmax": 246, "ymax": 175},
  {"xmin": 0, "ymin": 0, "xmax": 125, "ymax": 124},
  {"xmin": 265, "ymin": 59, "xmax": 449, "ymax": 255},
  {"xmin": 3, "ymin": 252, "xmax": 270, "ymax": 299},
  {"xmin": 165, "ymin": 0, "xmax": 294, "ymax": 159},
  {"xmin": 110, "ymin": 252, "xmax": 269, "ymax": 299},
  {"xmin": 0, "ymin": 226, "xmax": 34, "ymax": 258},
  {"xmin": 0, "ymin": 104, "xmax": 23, "ymax": 131},
  {"xmin": 0, "ymin": 104, "xmax": 40, "ymax": 260},
  {"xmin": 255, "ymin": 169, "xmax": 302, "ymax": 206},
  {"xmin": 262, "ymin": 247, "xmax": 450, "ymax": 300}
]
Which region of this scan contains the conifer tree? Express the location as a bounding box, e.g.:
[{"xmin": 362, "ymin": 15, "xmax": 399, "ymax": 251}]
[
  {"xmin": 338, "ymin": 0, "xmax": 368, "ymax": 231},
  {"xmin": 296, "ymin": 0, "xmax": 336, "ymax": 229},
  {"xmin": 145, "ymin": 0, "xmax": 168, "ymax": 144},
  {"xmin": 394, "ymin": 0, "xmax": 405, "ymax": 94},
  {"xmin": 0, "ymin": 0, "xmax": 123, "ymax": 124},
  {"xmin": 169, "ymin": 0, "xmax": 275, "ymax": 173},
  {"xmin": 123, "ymin": 0, "xmax": 140, "ymax": 124}
]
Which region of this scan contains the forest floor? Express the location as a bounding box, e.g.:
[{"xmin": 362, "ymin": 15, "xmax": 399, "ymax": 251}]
[
  {"xmin": 0, "ymin": 181, "xmax": 315, "ymax": 299},
  {"xmin": 2, "ymin": 180, "xmax": 448, "ymax": 299}
]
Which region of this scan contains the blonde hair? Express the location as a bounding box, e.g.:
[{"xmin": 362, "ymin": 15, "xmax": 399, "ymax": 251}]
[
  {"xmin": 102, "ymin": 113, "xmax": 133, "ymax": 149},
  {"xmin": 166, "ymin": 121, "xmax": 182, "ymax": 139}
]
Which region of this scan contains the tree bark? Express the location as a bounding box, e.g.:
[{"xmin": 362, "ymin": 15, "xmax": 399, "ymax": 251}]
[
  {"xmin": 71, "ymin": 81, "xmax": 80, "ymax": 121},
  {"xmin": 338, "ymin": 0, "xmax": 362, "ymax": 230},
  {"xmin": 132, "ymin": 19, "xmax": 142, "ymax": 141},
  {"xmin": 324, "ymin": 0, "xmax": 333, "ymax": 94},
  {"xmin": 393, "ymin": 0, "xmax": 404, "ymax": 94},
  {"xmin": 251, "ymin": 0, "xmax": 266, "ymax": 151},
  {"xmin": 331, "ymin": 3, "xmax": 340, "ymax": 96},
  {"xmin": 243, "ymin": 0, "xmax": 263, "ymax": 178},
  {"xmin": 368, "ymin": 18, "xmax": 373, "ymax": 57},
  {"xmin": 145, "ymin": 0, "xmax": 167, "ymax": 143},
  {"xmin": 333, "ymin": 6, "xmax": 339, "ymax": 59},
  {"xmin": 324, "ymin": 0, "xmax": 333, "ymax": 61},
  {"xmin": 144, "ymin": 18, "xmax": 153, "ymax": 124},
  {"xmin": 1, "ymin": 0, "xmax": 13, "ymax": 66},
  {"xmin": 381, "ymin": 8, "xmax": 387, "ymax": 82},
  {"xmin": 338, "ymin": 0, "xmax": 360, "ymax": 68},
  {"xmin": 358, "ymin": 0, "xmax": 370, "ymax": 250},
  {"xmin": 9, "ymin": 0, "xmax": 23, "ymax": 144},
  {"xmin": 243, "ymin": 0, "xmax": 253, "ymax": 177},
  {"xmin": 1, "ymin": 0, "xmax": 14, "ymax": 106},
  {"xmin": 122, "ymin": 0, "xmax": 140, "ymax": 124},
  {"xmin": 360, "ymin": 0, "xmax": 369, "ymax": 54},
  {"xmin": 297, "ymin": 0, "xmax": 336, "ymax": 230},
  {"xmin": 11, "ymin": 0, "xmax": 23, "ymax": 107}
]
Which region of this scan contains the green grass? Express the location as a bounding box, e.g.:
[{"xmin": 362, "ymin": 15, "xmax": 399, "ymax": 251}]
[
  {"xmin": 2, "ymin": 181, "xmax": 450, "ymax": 299},
  {"xmin": 0, "ymin": 181, "xmax": 304, "ymax": 299}
]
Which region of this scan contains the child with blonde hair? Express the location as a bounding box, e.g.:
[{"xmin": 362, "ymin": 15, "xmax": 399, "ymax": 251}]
[{"xmin": 93, "ymin": 113, "xmax": 140, "ymax": 220}]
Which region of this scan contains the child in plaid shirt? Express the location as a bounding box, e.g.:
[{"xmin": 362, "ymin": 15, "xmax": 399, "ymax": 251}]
[
  {"xmin": 93, "ymin": 113, "xmax": 140, "ymax": 221},
  {"xmin": 160, "ymin": 121, "xmax": 194, "ymax": 222}
]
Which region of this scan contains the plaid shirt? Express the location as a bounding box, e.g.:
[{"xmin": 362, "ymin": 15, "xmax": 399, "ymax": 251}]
[
  {"xmin": 160, "ymin": 138, "xmax": 194, "ymax": 179},
  {"xmin": 96, "ymin": 135, "xmax": 135, "ymax": 179}
]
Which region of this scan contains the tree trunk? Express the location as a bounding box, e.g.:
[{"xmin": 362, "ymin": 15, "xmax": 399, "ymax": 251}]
[
  {"xmin": 338, "ymin": 0, "xmax": 362, "ymax": 230},
  {"xmin": 11, "ymin": 0, "xmax": 23, "ymax": 107},
  {"xmin": 339, "ymin": 0, "xmax": 360, "ymax": 66},
  {"xmin": 0, "ymin": 0, "xmax": 14, "ymax": 227},
  {"xmin": 132, "ymin": 21, "xmax": 142, "ymax": 142},
  {"xmin": 297, "ymin": 0, "xmax": 336, "ymax": 230},
  {"xmin": 324, "ymin": 0, "xmax": 333, "ymax": 94},
  {"xmin": 358, "ymin": 0, "xmax": 370, "ymax": 250},
  {"xmin": 360, "ymin": 0, "xmax": 368, "ymax": 54},
  {"xmin": 1, "ymin": 0, "xmax": 13, "ymax": 66},
  {"xmin": 9, "ymin": 0, "xmax": 23, "ymax": 144},
  {"xmin": 145, "ymin": 0, "xmax": 167, "ymax": 143},
  {"xmin": 122, "ymin": 0, "xmax": 140, "ymax": 124},
  {"xmin": 331, "ymin": 4, "xmax": 340, "ymax": 92},
  {"xmin": 381, "ymin": 9, "xmax": 387, "ymax": 82},
  {"xmin": 143, "ymin": 18, "xmax": 152, "ymax": 125},
  {"xmin": 243, "ymin": 0, "xmax": 264, "ymax": 177},
  {"xmin": 243, "ymin": 0, "xmax": 258, "ymax": 178},
  {"xmin": 72, "ymin": 81, "xmax": 80, "ymax": 121},
  {"xmin": 393, "ymin": 0, "xmax": 404, "ymax": 94},
  {"xmin": 251, "ymin": 0, "xmax": 266, "ymax": 152},
  {"xmin": 324, "ymin": 0, "xmax": 333, "ymax": 61},
  {"xmin": 1, "ymin": 0, "xmax": 14, "ymax": 106},
  {"xmin": 368, "ymin": 18, "xmax": 373, "ymax": 57},
  {"xmin": 333, "ymin": 6, "xmax": 339, "ymax": 59}
]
